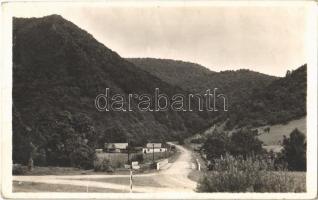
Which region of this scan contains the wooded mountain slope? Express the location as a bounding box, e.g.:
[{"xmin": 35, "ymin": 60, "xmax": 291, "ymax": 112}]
[{"xmin": 12, "ymin": 15, "xmax": 209, "ymax": 166}]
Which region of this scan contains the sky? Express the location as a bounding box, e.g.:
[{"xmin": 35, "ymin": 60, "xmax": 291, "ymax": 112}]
[{"xmin": 6, "ymin": 1, "xmax": 313, "ymax": 76}]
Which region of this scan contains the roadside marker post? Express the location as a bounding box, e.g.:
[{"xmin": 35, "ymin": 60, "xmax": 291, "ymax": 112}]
[{"xmin": 196, "ymin": 159, "xmax": 201, "ymax": 171}]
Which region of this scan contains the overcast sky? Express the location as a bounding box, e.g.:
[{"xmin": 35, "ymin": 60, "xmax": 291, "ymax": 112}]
[{"xmin": 9, "ymin": 2, "xmax": 312, "ymax": 76}]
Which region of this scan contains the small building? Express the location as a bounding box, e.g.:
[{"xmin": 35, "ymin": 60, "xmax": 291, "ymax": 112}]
[
  {"xmin": 143, "ymin": 143, "xmax": 167, "ymax": 154},
  {"xmin": 146, "ymin": 143, "xmax": 162, "ymax": 148},
  {"xmin": 263, "ymin": 145, "xmax": 283, "ymax": 153},
  {"xmin": 104, "ymin": 143, "xmax": 128, "ymax": 153},
  {"xmin": 95, "ymin": 149, "xmax": 103, "ymax": 153}
]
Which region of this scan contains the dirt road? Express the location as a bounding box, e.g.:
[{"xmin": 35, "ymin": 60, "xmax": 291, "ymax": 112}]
[{"xmin": 13, "ymin": 143, "xmax": 197, "ymax": 193}]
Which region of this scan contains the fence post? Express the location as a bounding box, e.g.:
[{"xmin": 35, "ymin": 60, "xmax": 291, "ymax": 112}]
[{"xmin": 196, "ymin": 159, "xmax": 201, "ymax": 171}]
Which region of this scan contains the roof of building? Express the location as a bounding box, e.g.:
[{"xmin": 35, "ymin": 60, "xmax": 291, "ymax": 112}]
[
  {"xmin": 146, "ymin": 143, "xmax": 162, "ymax": 148},
  {"xmin": 105, "ymin": 143, "xmax": 128, "ymax": 149}
]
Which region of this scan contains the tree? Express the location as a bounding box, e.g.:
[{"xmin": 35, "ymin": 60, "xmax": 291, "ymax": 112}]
[
  {"xmin": 203, "ymin": 130, "xmax": 229, "ymax": 161},
  {"xmin": 69, "ymin": 144, "xmax": 95, "ymax": 169},
  {"xmin": 281, "ymin": 129, "xmax": 306, "ymax": 171},
  {"xmin": 229, "ymin": 128, "xmax": 264, "ymax": 157}
]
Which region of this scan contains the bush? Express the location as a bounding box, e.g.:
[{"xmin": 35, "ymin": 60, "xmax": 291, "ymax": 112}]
[
  {"xmin": 12, "ymin": 164, "xmax": 26, "ymax": 175},
  {"xmin": 94, "ymin": 158, "xmax": 114, "ymax": 172},
  {"xmin": 131, "ymin": 153, "xmax": 144, "ymax": 163},
  {"xmin": 33, "ymin": 148, "xmax": 47, "ymax": 166},
  {"xmin": 197, "ymin": 155, "xmax": 303, "ymax": 192},
  {"xmin": 190, "ymin": 137, "xmax": 205, "ymax": 144},
  {"xmin": 178, "ymin": 137, "xmax": 185, "ymax": 145}
]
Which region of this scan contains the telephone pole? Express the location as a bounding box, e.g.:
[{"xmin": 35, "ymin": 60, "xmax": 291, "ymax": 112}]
[{"xmin": 152, "ymin": 143, "xmax": 155, "ymax": 163}]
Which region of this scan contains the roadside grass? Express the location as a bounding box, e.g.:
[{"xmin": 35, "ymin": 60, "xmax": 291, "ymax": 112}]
[
  {"xmin": 12, "ymin": 181, "xmax": 125, "ymax": 193},
  {"xmin": 188, "ymin": 170, "xmax": 204, "ymax": 183}
]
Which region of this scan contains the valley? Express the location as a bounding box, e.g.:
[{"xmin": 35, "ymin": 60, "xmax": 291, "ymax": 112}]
[{"xmin": 12, "ymin": 14, "xmax": 307, "ymax": 193}]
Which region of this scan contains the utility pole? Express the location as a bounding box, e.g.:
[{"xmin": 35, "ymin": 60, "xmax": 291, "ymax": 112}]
[
  {"xmin": 152, "ymin": 143, "xmax": 155, "ymax": 163},
  {"xmin": 130, "ymin": 169, "xmax": 133, "ymax": 193},
  {"xmin": 127, "ymin": 140, "xmax": 130, "ymax": 164}
]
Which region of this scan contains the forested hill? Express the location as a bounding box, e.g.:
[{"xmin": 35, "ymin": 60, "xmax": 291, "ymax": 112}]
[
  {"xmin": 223, "ymin": 64, "xmax": 307, "ymax": 129},
  {"xmin": 128, "ymin": 58, "xmax": 278, "ymax": 106},
  {"xmin": 12, "ymin": 15, "xmax": 209, "ymax": 167},
  {"xmin": 126, "ymin": 58, "xmax": 216, "ymax": 93},
  {"xmin": 129, "ymin": 58, "xmax": 307, "ymax": 129}
]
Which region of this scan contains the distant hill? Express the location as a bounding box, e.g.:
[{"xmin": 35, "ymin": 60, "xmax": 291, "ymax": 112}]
[
  {"xmin": 12, "ymin": 15, "xmax": 209, "ymax": 166},
  {"xmin": 224, "ymin": 64, "xmax": 307, "ymax": 129},
  {"xmin": 129, "ymin": 58, "xmax": 307, "ymax": 129},
  {"xmin": 128, "ymin": 58, "xmax": 277, "ymax": 104},
  {"xmin": 127, "ymin": 58, "xmax": 216, "ymax": 93}
]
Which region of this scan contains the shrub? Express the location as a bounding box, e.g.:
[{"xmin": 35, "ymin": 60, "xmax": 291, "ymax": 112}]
[
  {"xmin": 94, "ymin": 158, "xmax": 114, "ymax": 172},
  {"xmin": 178, "ymin": 137, "xmax": 185, "ymax": 145},
  {"xmin": 197, "ymin": 155, "xmax": 303, "ymax": 192},
  {"xmin": 190, "ymin": 137, "xmax": 205, "ymax": 144},
  {"xmin": 131, "ymin": 153, "xmax": 144, "ymax": 163},
  {"xmin": 33, "ymin": 148, "xmax": 47, "ymax": 166},
  {"xmin": 12, "ymin": 164, "xmax": 26, "ymax": 175}
]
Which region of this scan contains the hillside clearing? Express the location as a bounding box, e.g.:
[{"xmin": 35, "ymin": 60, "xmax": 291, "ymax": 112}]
[{"xmin": 258, "ymin": 117, "xmax": 306, "ymax": 145}]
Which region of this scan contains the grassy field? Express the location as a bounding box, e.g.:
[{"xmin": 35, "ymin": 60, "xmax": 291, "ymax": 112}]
[
  {"xmin": 258, "ymin": 117, "xmax": 306, "ymax": 145},
  {"xmin": 76, "ymin": 176, "xmax": 164, "ymax": 187},
  {"xmin": 19, "ymin": 151, "xmax": 176, "ymax": 176},
  {"xmin": 13, "ymin": 181, "xmax": 125, "ymax": 193},
  {"xmin": 19, "ymin": 166, "xmax": 88, "ymax": 176},
  {"xmin": 18, "ymin": 166, "xmax": 133, "ymax": 176}
]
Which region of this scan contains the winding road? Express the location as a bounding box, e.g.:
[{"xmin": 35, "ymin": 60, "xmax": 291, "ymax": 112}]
[{"xmin": 13, "ymin": 143, "xmax": 197, "ymax": 193}]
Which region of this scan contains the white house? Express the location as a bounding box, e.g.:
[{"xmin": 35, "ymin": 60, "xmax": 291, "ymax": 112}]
[
  {"xmin": 142, "ymin": 143, "xmax": 167, "ymax": 154},
  {"xmin": 104, "ymin": 143, "xmax": 128, "ymax": 153}
]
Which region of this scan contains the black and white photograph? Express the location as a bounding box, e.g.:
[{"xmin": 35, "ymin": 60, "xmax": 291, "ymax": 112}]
[{"xmin": 1, "ymin": 1, "xmax": 317, "ymax": 199}]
